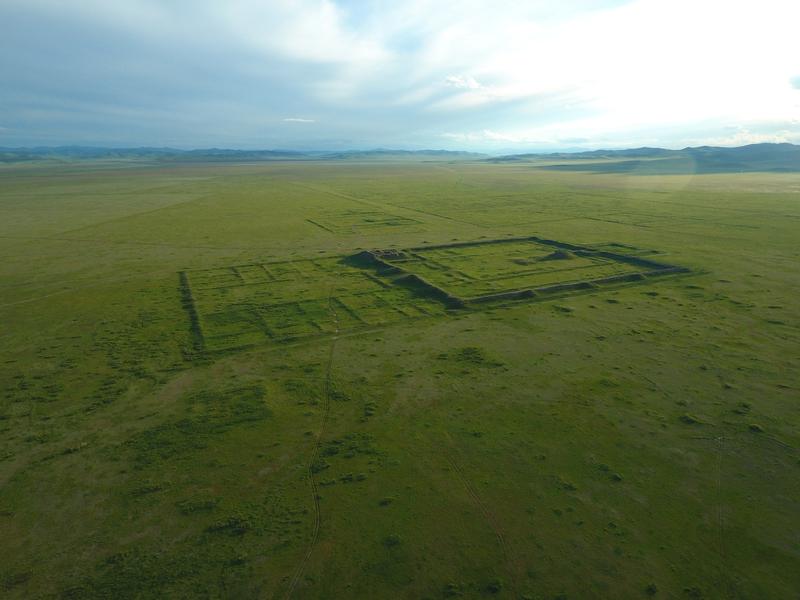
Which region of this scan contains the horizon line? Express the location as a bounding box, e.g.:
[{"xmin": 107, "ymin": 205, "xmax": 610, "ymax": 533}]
[{"xmin": 1, "ymin": 141, "xmax": 797, "ymax": 158}]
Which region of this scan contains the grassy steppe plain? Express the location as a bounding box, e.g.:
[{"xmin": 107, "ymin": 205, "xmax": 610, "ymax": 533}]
[{"xmin": 0, "ymin": 159, "xmax": 798, "ymax": 599}]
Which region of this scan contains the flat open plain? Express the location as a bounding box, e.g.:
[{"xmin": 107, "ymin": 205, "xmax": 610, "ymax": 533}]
[{"xmin": 0, "ymin": 159, "xmax": 798, "ymax": 598}]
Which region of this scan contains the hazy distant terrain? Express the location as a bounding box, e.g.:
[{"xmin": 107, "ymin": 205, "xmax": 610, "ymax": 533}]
[
  {"xmin": 491, "ymin": 143, "xmax": 800, "ymax": 173},
  {"xmin": 1, "ymin": 155, "xmax": 798, "ymax": 598},
  {"xmin": 3, "ymin": 143, "xmax": 798, "ymax": 173},
  {"xmin": 0, "ymin": 147, "xmax": 487, "ymax": 163}
]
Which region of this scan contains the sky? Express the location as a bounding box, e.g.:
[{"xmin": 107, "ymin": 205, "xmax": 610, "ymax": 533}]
[{"xmin": 1, "ymin": 0, "xmax": 799, "ymax": 152}]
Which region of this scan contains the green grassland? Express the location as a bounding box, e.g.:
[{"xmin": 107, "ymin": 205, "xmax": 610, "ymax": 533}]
[{"xmin": 0, "ymin": 159, "xmax": 798, "ymax": 599}]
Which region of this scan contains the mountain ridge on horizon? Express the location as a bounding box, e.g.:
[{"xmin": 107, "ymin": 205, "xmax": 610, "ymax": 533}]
[
  {"xmin": 491, "ymin": 142, "xmax": 800, "ymax": 174},
  {"xmin": 1, "ymin": 142, "xmax": 798, "ymax": 173}
]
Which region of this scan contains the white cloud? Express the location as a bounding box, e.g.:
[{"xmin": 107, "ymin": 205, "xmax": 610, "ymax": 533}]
[
  {"xmin": 696, "ymin": 126, "xmax": 800, "ymax": 148},
  {"xmin": 3, "ymin": 0, "xmax": 800, "ymax": 148},
  {"xmin": 202, "ymin": 0, "xmax": 392, "ymax": 73},
  {"xmin": 443, "ymin": 117, "xmax": 800, "ymax": 151},
  {"xmin": 443, "ymin": 129, "xmax": 555, "ymax": 146},
  {"xmin": 444, "ymin": 75, "xmax": 483, "ymax": 90},
  {"xmin": 424, "ymin": 0, "xmax": 800, "ymax": 147}
]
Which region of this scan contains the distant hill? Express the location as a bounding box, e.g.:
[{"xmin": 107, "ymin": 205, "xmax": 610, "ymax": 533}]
[
  {"xmin": 320, "ymin": 149, "xmax": 486, "ymax": 160},
  {"xmin": 3, "ymin": 143, "xmax": 797, "ymax": 171},
  {"xmin": 0, "ymin": 146, "xmax": 485, "ymax": 163},
  {"xmin": 489, "ymin": 143, "xmax": 800, "ymax": 174},
  {"xmin": 0, "ymin": 146, "xmax": 315, "ymax": 163},
  {"xmin": 489, "ymin": 147, "xmax": 680, "ymax": 161}
]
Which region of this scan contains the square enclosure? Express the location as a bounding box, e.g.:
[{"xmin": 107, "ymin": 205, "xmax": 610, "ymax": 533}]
[
  {"xmin": 374, "ymin": 238, "xmax": 648, "ymax": 300},
  {"xmin": 181, "ymin": 236, "xmax": 687, "ymax": 352},
  {"xmin": 182, "ymin": 256, "xmax": 446, "ymax": 352}
]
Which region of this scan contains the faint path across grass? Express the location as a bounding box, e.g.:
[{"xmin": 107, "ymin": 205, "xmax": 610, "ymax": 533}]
[
  {"xmin": 282, "ymin": 292, "xmax": 340, "ymax": 599},
  {"xmin": 442, "ymin": 432, "xmax": 519, "ymax": 596},
  {"xmin": 0, "ymin": 288, "xmax": 75, "ymax": 308},
  {"xmin": 0, "ymin": 233, "xmax": 260, "ymax": 251},
  {"xmin": 287, "ymin": 180, "xmax": 487, "ymax": 229}
]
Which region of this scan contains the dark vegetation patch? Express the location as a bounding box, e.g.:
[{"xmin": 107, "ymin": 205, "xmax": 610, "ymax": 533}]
[
  {"xmin": 176, "ymin": 497, "xmax": 218, "ymax": 515},
  {"xmin": 60, "ymin": 548, "xmax": 201, "ymax": 599},
  {"xmin": 206, "ymin": 513, "xmax": 252, "ymax": 536},
  {"xmin": 363, "ymin": 400, "xmax": 378, "ymax": 420},
  {"xmin": 58, "ymin": 489, "xmax": 305, "ymax": 598},
  {"xmin": 383, "ymin": 533, "xmax": 402, "ymax": 547},
  {"xmin": 324, "ymin": 433, "xmax": 381, "ymax": 460},
  {"xmin": 2, "ymin": 572, "xmax": 31, "ymax": 592},
  {"xmin": 438, "ymin": 346, "xmax": 505, "ymax": 368},
  {"xmin": 125, "ymin": 385, "xmax": 269, "ymax": 467}
]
